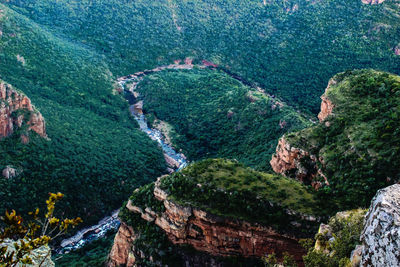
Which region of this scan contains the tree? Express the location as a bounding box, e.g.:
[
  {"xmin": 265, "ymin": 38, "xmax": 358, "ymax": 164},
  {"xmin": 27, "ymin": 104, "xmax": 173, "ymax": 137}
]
[{"xmin": 0, "ymin": 193, "xmax": 82, "ymax": 267}]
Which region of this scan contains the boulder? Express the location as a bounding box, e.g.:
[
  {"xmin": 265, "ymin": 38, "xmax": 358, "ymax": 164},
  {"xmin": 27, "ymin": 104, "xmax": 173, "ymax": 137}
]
[{"xmin": 360, "ymin": 184, "xmax": 400, "ymax": 266}]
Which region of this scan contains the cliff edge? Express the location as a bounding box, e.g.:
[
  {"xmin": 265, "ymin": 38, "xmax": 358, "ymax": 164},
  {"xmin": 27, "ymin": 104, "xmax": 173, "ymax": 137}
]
[
  {"xmin": 108, "ymin": 159, "xmax": 320, "ymax": 266},
  {"xmin": 0, "ymin": 81, "xmax": 46, "ymax": 142},
  {"xmin": 270, "ymin": 70, "xmax": 400, "ymax": 211}
]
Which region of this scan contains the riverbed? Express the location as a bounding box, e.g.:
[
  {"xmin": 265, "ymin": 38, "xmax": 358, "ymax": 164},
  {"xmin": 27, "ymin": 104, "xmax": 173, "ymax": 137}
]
[{"xmin": 57, "ymin": 73, "xmax": 188, "ymax": 254}]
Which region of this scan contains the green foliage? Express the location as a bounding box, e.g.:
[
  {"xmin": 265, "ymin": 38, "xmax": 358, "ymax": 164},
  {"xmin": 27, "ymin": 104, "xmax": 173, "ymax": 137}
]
[
  {"xmin": 1, "ymin": 0, "xmax": 399, "ymax": 227},
  {"xmin": 0, "ymin": 193, "xmax": 82, "ymax": 266},
  {"xmin": 5, "ymin": 0, "xmax": 400, "ymax": 114},
  {"xmin": 286, "ymin": 70, "xmax": 400, "ymax": 211},
  {"xmin": 303, "ymin": 209, "xmax": 366, "ymax": 267},
  {"xmin": 283, "ymin": 252, "xmax": 298, "ymax": 267},
  {"xmin": 137, "ymin": 68, "xmax": 310, "ymax": 171},
  {"xmin": 159, "ymin": 158, "xmax": 320, "ymax": 235},
  {"xmin": 0, "ymin": 4, "xmax": 166, "ymax": 226},
  {"xmin": 54, "ymin": 230, "xmax": 116, "ymax": 267},
  {"xmin": 129, "ymin": 183, "xmax": 165, "ymax": 214}
]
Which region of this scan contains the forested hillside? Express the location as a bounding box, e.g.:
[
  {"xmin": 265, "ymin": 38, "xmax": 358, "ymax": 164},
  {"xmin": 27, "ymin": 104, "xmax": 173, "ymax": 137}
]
[
  {"xmin": 0, "ymin": 4, "xmax": 166, "ymax": 225},
  {"xmin": 279, "ymin": 70, "xmax": 400, "ymax": 212},
  {"xmin": 4, "ymin": 0, "xmax": 400, "ymax": 113},
  {"xmin": 137, "ymin": 68, "xmax": 310, "ymax": 170},
  {"xmin": 0, "ymin": 0, "xmax": 399, "ymax": 266}
]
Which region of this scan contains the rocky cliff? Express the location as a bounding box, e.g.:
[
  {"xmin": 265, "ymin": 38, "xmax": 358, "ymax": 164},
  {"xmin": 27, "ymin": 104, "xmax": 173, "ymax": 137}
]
[
  {"xmin": 317, "ymin": 79, "xmax": 336, "ymax": 122},
  {"xmin": 270, "ymin": 70, "xmax": 400, "ymax": 211},
  {"xmin": 360, "ymin": 184, "xmax": 400, "ymax": 266},
  {"xmin": 0, "ymin": 81, "xmax": 46, "ymax": 141},
  {"xmin": 304, "ymin": 184, "xmax": 400, "ymax": 266},
  {"xmin": 108, "ymin": 159, "xmax": 320, "ymax": 266},
  {"xmin": 270, "ymin": 78, "xmax": 339, "ymax": 188},
  {"xmin": 270, "ymin": 137, "xmax": 320, "ymax": 187},
  {"xmin": 109, "ymin": 179, "xmax": 308, "ymax": 266},
  {"xmin": 108, "ymin": 223, "xmax": 136, "ymax": 267}
]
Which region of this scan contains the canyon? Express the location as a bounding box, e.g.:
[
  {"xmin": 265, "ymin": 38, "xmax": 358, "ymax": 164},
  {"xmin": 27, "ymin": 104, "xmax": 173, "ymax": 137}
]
[{"xmin": 107, "ymin": 175, "xmax": 316, "ymax": 266}]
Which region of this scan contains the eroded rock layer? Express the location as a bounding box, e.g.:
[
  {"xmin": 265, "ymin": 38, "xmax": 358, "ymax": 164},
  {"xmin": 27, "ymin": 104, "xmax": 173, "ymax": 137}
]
[
  {"xmin": 108, "ymin": 176, "xmax": 313, "ymax": 266},
  {"xmin": 108, "ymin": 223, "xmax": 136, "ymax": 267},
  {"xmin": 270, "ymin": 78, "xmax": 338, "ymax": 188},
  {"xmin": 270, "ymin": 137, "xmax": 318, "ymax": 186},
  {"xmin": 0, "ymin": 81, "xmax": 46, "ymax": 140}
]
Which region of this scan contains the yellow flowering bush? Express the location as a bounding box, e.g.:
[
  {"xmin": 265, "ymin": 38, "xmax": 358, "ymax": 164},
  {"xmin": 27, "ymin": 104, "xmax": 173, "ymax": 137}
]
[{"xmin": 0, "ymin": 193, "xmax": 82, "ymax": 266}]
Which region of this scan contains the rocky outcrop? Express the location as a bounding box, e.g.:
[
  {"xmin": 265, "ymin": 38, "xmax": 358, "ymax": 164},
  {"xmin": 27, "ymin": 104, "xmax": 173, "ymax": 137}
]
[
  {"xmin": 311, "ymin": 184, "xmax": 400, "ymax": 266},
  {"xmin": 360, "ymin": 184, "xmax": 400, "ymax": 266},
  {"xmin": 132, "ymin": 101, "xmax": 143, "ymax": 115},
  {"xmin": 108, "ymin": 177, "xmax": 312, "ymax": 266},
  {"xmin": 395, "ymin": 44, "xmax": 400, "ymax": 56},
  {"xmin": 108, "ymin": 223, "xmax": 136, "ymax": 267},
  {"xmin": 361, "ymin": 0, "xmax": 385, "ymax": 4},
  {"xmin": 270, "ymin": 137, "xmax": 321, "ymax": 186},
  {"xmin": 318, "ymin": 95, "xmax": 334, "ymax": 122},
  {"xmin": 2, "ymin": 165, "xmax": 20, "ymax": 179},
  {"xmin": 0, "ymin": 81, "xmax": 46, "ymax": 140},
  {"xmin": 317, "ymin": 79, "xmax": 336, "ymax": 122},
  {"xmin": 271, "ymin": 79, "xmax": 337, "ymax": 187}
]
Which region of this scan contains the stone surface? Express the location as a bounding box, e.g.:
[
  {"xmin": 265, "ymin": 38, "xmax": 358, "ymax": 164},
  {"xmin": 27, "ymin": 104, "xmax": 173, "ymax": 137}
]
[
  {"xmin": 133, "ymin": 100, "xmax": 143, "ymax": 115},
  {"xmin": 317, "ymin": 79, "xmax": 336, "ymax": 122},
  {"xmin": 0, "ymin": 239, "xmax": 54, "ymax": 267},
  {"xmin": 394, "ymin": 44, "xmax": 400, "ymax": 56},
  {"xmin": 314, "ymin": 223, "xmax": 333, "ymax": 254},
  {"xmin": 360, "ymin": 184, "xmax": 400, "ymax": 267},
  {"xmin": 350, "ymin": 245, "xmax": 363, "ymax": 267},
  {"xmin": 0, "ymin": 81, "xmax": 46, "ymax": 140},
  {"xmin": 2, "ymin": 165, "xmax": 18, "ymax": 179},
  {"xmin": 109, "ymin": 176, "xmax": 313, "ymax": 266},
  {"xmin": 270, "ymin": 137, "xmax": 319, "ymax": 185},
  {"xmin": 163, "ymin": 153, "xmax": 181, "ymax": 169},
  {"xmin": 107, "ymin": 223, "xmax": 136, "ymax": 267}
]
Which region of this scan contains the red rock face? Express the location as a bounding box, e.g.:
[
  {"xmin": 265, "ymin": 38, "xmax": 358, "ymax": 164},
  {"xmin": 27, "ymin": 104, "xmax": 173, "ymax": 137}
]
[
  {"xmin": 0, "ymin": 81, "xmax": 46, "ymax": 140},
  {"xmin": 107, "ymin": 223, "xmax": 136, "ymax": 267},
  {"xmin": 108, "ymin": 178, "xmax": 312, "ymax": 266},
  {"xmin": 159, "ymin": 204, "xmax": 306, "ymax": 264},
  {"xmin": 270, "ymin": 78, "xmax": 334, "ymax": 187},
  {"xmin": 318, "ymin": 96, "xmax": 334, "ymax": 122},
  {"xmin": 317, "ymin": 79, "xmax": 336, "ymax": 122},
  {"xmin": 270, "ymin": 137, "xmax": 318, "ymax": 185}
]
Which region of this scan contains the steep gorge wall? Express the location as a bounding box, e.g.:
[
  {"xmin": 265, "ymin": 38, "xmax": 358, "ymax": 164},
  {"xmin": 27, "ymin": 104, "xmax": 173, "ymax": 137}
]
[
  {"xmin": 270, "ymin": 137, "xmax": 319, "ymax": 186},
  {"xmin": 0, "ymin": 81, "xmax": 46, "ymax": 141},
  {"xmin": 270, "ymin": 79, "xmax": 336, "ymax": 188},
  {"xmin": 108, "ymin": 177, "xmax": 311, "ymax": 266}
]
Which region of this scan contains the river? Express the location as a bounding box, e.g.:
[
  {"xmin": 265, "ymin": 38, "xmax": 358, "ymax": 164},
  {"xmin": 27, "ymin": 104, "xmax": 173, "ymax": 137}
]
[
  {"xmin": 57, "ymin": 59, "xmax": 311, "ymax": 254},
  {"xmin": 57, "ymin": 71, "xmax": 188, "ymax": 254}
]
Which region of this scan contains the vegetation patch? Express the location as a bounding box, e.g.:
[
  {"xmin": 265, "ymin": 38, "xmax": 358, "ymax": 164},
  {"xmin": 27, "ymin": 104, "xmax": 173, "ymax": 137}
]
[
  {"xmin": 0, "ymin": 4, "xmax": 166, "ymax": 226},
  {"xmin": 137, "ymin": 68, "xmax": 311, "ymax": 171},
  {"xmin": 159, "ymin": 158, "xmax": 321, "ymax": 234},
  {"xmin": 286, "ymin": 70, "xmax": 400, "ymax": 212}
]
